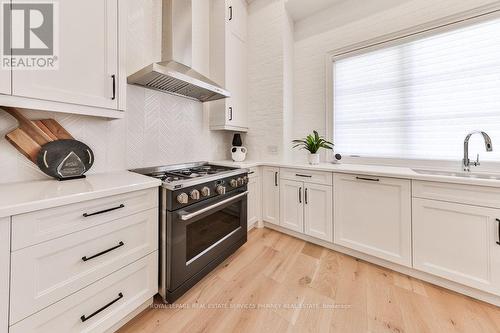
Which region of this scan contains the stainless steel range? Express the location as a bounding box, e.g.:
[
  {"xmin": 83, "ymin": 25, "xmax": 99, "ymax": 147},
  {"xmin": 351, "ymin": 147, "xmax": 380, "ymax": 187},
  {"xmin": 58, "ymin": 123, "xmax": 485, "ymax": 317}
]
[{"xmin": 131, "ymin": 162, "xmax": 248, "ymax": 303}]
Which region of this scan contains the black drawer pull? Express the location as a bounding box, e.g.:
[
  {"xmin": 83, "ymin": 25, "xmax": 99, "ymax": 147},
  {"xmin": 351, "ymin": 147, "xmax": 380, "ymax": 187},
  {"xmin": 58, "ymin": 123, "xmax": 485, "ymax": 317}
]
[
  {"xmin": 496, "ymin": 219, "xmax": 500, "ymax": 245},
  {"xmin": 296, "ymin": 174, "xmax": 312, "ymax": 178},
  {"xmin": 356, "ymin": 176, "xmax": 380, "ymax": 182},
  {"xmin": 80, "ymin": 292, "xmax": 123, "ymax": 322},
  {"xmin": 82, "ymin": 241, "xmax": 124, "ymax": 262},
  {"xmin": 248, "ymin": 171, "xmax": 255, "ymax": 175},
  {"xmin": 83, "ymin": 204, "xmax": 125, "ymax": 217},
  {"xmin": 111, "ymin": 74, "xmax": 116, "ymax": 100}
]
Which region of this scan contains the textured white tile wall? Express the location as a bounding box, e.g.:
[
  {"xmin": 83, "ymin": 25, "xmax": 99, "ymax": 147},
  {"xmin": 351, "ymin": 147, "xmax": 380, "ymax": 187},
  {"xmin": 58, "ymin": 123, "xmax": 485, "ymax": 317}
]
[
  {"xmin": 0, "ymin": 0, "xmax": 231, "ymax": 184},
  {"xmin": 245, "ymin": 0, "xmax": 293, "ymax": 161},
  {"xmin": 292, "ymin": 0, "xmax": 500, "ymax": 162}
]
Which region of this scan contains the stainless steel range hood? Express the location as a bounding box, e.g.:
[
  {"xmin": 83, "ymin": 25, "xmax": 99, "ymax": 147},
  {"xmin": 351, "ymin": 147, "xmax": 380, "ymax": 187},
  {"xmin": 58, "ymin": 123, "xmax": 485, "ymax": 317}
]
[{"xmin": 127, "ymin": 0, "xmax": 230, "ymax": 102}]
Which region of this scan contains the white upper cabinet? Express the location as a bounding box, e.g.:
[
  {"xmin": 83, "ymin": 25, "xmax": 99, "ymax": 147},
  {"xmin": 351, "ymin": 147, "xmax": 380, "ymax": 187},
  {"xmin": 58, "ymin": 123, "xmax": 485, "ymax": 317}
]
[
  {"xmin": 304, "ymin": 183, "xmax": 332, "ymax": 242},
  {"xmin": 227, "ymin": 0, "xmax": 247, "ymax": 42},
  {"xmin": 413, "ymin": 198, "xmax": 500, "ymax": 295},
  {"xmin": 0, "ymin": 1, "xmax": 10, "ymax": 96},
  {"xmin": 280, "ymin": 179, "xmax": 304, "ymax": 233},
  {"xmin": 262, "ymin": 167, "xmax": 280, "ymax": 225},
  {"xmin": 209, "ymin": 0, "xmax": 248, "ymax": 132},
  {"xmin": 334, "ymin": 174, "xmax": 412, "ymax": 267},
  {"xmin": 2, "ymin": 0, "xmax": 124, "ymax": 117}
]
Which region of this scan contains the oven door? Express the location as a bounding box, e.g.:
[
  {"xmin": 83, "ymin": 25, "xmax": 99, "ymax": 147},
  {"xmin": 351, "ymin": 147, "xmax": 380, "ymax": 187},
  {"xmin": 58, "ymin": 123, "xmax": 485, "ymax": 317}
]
[{"xmin": 167, "ymin": 189, "xmax": 248, "ymax": 291}]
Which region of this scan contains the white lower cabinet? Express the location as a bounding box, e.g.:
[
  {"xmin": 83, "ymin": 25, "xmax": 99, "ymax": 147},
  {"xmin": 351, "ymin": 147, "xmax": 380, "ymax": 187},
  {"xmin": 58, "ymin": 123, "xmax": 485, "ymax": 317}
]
[
  {"xmin": 333, "ymin": 174, "xmax": 412, "ymax": 266},
  {"xmin": 280, "ymin": 179, "xmax": 304, "ymax": 233},
  {"xmin": 0, "ymin": 218, "xmax": 9, "ymax": 333},
  {"xmin": 10, "ymin": 209, "xmax": 158, "ymax": 324},
  {"xmin": 247, "ymin": 168, "xmax": 261, "ymax": 228},
  {"xmin": 279, "ymin": 176, "xmax": 333, "ymax": 242},
  {"xmin": 10, "ymin": 252, "xmax": 158, "ymax": 333},
  {"xmin": 7, "ymin": 187, "xmax": 159, "ymax": 332},
  {"xmin": 262, "ymin": 167, "xmax": 280, "ymax": 225},
  {"xmin": 304, "ymin": 183, "xmax": 333, "ymax": 242},
  {"xmin": 413, "ymin": 198, "xmax": 500, "ymax": 295}
]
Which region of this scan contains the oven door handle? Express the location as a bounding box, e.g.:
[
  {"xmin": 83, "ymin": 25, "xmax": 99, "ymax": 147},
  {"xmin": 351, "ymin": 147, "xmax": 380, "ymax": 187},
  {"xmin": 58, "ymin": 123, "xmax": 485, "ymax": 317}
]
[{"xmin": 179, "ymin": 191, "xmax": 249, "ymax": 221}]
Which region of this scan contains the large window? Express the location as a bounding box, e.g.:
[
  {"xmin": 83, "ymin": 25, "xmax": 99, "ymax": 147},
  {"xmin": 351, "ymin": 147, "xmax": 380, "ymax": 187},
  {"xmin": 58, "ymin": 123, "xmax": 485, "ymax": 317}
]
[{"xmin": 333, "ymin": 14, "xmax": 500, "ymax": 161}]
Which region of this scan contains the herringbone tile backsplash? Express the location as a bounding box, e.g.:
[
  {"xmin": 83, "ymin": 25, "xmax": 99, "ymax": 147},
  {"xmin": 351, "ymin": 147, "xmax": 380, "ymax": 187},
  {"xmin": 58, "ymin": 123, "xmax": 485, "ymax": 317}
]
[{"xmin": 0, "ymin": 86, "xmax": 231, "ymax": 184}]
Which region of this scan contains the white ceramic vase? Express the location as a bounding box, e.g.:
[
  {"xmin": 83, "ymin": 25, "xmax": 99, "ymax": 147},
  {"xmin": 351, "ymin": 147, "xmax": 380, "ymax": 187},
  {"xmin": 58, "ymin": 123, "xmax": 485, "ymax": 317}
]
[{"xmin": 308, "ymin": 153, "xmax": 320, "ymax": 165}]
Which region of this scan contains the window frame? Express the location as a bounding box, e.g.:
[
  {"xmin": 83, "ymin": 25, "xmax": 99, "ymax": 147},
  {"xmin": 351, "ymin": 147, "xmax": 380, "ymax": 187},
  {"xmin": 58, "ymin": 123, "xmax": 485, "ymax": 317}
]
[{"xmin": 326, "ymin": 5, "xmax": 500, "ymax": 169}]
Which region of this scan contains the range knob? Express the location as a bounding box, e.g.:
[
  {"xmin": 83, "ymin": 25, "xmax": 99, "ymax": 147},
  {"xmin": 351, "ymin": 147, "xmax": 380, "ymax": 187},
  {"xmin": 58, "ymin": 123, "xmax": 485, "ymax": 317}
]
[
  {"xmin": 229, "ymin": 179, "xmax": 238, "ymax": 188},
  {"xmin": 237, "ymin": 177, "xmax": 244, "ymax": 186},
  {"xmin": 190, "ymin": 189, "xmax": 200, "ymax": 200},
  {"xmin": 216, "ymin": 185, "xmax": 226, "ymax": 195},
  {"xmin": 201, "ymin": 187, "xmax": 210, "ymax": 197},
  {"xmin": 176, "ymin": 193, "xmax": 189, "ymax": 204},
  {"xmin": 243, "ymin": 176, "xmax": 249, "ymax": 184}
]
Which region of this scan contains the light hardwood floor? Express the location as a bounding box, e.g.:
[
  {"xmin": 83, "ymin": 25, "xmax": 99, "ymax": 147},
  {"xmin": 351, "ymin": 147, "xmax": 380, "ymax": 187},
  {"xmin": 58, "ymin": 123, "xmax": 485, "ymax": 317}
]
[{"xmin": 118, "ymin": 228, "xmax": 500, "ymax": 333}]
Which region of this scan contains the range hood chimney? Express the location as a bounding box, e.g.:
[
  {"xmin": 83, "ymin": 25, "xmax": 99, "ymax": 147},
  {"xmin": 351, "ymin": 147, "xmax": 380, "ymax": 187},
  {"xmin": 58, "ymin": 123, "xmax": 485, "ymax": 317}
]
[{"xmin": 127, "ymin": 0, "xmax": 230, "ymax": 102}]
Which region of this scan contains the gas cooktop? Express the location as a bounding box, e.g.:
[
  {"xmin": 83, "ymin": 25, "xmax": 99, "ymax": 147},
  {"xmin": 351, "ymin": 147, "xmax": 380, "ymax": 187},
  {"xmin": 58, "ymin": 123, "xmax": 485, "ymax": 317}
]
[{"xmin": 131, "ymin": 162, "xmax": 248, "ymax": 190}]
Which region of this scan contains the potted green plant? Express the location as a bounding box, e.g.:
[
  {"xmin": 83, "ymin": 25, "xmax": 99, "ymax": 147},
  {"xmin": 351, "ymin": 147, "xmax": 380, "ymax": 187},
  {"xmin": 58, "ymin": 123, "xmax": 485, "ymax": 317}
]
[{"xmin": 292, "ymin": 131, "xmax": 334, "ymax": 165}]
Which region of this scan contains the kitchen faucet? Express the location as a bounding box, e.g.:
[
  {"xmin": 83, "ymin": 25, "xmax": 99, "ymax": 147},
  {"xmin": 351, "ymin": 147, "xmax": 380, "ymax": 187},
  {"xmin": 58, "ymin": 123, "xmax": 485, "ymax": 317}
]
[{"xmin": 463, "ymin": 131, "xmax": 493, "ymax": 171}]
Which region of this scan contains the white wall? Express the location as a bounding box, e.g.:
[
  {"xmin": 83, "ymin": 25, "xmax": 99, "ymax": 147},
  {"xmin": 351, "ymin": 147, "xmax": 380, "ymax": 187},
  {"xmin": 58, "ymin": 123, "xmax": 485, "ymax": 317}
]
[
  {"xmin": 0, "ymin": 0, "xmax": 230, "ymax": 184},
  {"xmin": 292, "ymin": 0, "xmax": 500, "ymax": 162},
  {"xmin": 245, "ymin": 0, "xmax": 295, "ymax": 161}
]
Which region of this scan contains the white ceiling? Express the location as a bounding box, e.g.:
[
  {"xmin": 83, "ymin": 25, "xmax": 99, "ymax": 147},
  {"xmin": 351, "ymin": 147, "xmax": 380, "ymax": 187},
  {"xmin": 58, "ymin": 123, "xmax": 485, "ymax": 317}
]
[{"xmin": 285, "ymin": 0, "xmax": 345, "ymax": 22}]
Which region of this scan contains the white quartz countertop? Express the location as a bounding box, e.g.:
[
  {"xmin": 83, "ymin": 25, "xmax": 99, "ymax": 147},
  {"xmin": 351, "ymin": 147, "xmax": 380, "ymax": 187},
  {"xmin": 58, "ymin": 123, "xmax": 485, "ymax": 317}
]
[
  {"xmin": 211, "ymin": 160, "xmax": 500, "ymax": 188},
  {"xmin": 0, "ymin": 171, "xmax": 161, "ymax": 218}
]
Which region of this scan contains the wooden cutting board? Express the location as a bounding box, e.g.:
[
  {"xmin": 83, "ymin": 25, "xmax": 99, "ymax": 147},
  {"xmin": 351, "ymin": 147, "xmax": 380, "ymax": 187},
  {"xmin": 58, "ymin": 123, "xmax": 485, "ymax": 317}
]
[{"xmin": 2, "ymin": 107, "xmax": 74, "ymax": 163}]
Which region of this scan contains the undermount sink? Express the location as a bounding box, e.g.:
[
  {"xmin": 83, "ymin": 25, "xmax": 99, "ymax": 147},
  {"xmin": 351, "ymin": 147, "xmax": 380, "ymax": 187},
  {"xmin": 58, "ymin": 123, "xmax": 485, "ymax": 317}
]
[{"xmin": 412, "ymin": 169, "xmax": 500, "ymax": 180}]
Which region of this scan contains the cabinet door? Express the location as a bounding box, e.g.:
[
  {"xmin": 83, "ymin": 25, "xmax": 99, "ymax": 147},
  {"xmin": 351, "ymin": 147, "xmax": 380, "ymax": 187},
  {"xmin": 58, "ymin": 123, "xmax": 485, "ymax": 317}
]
[
  {"xmin": 247, "ymin": 176, "xmax": 260, "ymax": 227},
  {"xmin": 12, "ymin": 0, "xmax": 118, "ymax": 109},
  {"xmin": 413, "ymin": 198, "xmax": 500, "ymax": 295},
  {"xmin": 0, "ymin": 0, "xmax": 10, "ymax": 96},
  {"xmin": 262, "ymin": 167, "xmax": 280, "ymax": 225},
  {"xmin": 225, "ymin": 29, "xmax": 247, "ymax": 129},
  {"xmin": 333, "ymin": 174, "xmax": 411, "ymax": 266},
  {"xmin": 0, "ymin": 218, "xmax": 9, "ymax": 333},
  {"xmin": 304, "ymin": 183, "xmax": 332, "ymax": 242},
  {"xmin": 226, "ymin": 0, "xmax": 247, "ymax": 42},
  {"xmin": 280, "ymin": 179, "xmax": 304, "ymax": 233}
]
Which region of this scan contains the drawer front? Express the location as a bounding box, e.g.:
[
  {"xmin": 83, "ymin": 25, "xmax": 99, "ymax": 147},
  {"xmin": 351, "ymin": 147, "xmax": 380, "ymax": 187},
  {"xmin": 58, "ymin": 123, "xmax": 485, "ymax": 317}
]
[
  {"xmin": 10, "ymin": 252, "xmax": 158, "ymax": 333},
  {"xmin": 0, "ymin": 218, "xmax": 9, "ymax": 333},
  {"xmin": 12, "ymin": 188, "xmax": 158, "ymax": 250},
  {"xmin": 10, "ymin": 209, "xmax": 158, "ymax": 324},
  {"xmin": 280, "ymin": 168, "xmax": 333, "ymax": 185},
  {"xmin": 248, "ymin": 167, "xmax": 259, "ymax": 179},
  {"xmin": 412, "ymin": 181, "xmax": 500, "ymax": 208}
]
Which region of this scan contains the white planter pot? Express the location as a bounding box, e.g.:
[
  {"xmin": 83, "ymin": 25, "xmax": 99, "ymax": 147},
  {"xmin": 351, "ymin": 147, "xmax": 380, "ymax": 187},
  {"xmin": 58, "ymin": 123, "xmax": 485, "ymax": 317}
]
[{"xmin": 308, "ymin": 153, "xmax": 320, "ymax": 165}]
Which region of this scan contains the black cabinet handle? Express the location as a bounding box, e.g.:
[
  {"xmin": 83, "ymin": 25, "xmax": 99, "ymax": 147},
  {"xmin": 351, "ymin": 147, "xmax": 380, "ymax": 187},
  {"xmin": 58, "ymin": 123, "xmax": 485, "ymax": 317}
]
[
  {"xmin": 248, "ymin": 171, "xmax": 255, "ymax": 175},
  {"xmin": 356, "ymin": 176, "xmax": 380, "ymax": 182},
  {"xmin": 228, "ymin": 107, "xmax": 233, "ymax": 121},
  {"xmin": 80, "ymin": 292, "xmax": 123, "ymax": 322},
  {"xmin": 82, "ymin": 241, "xmax": 125, "ymax": 262},
  {"xmin": 496, "ymin": 219, "xmax": 500, "ymax": 245},
  {"xmin": 229, "ymin": 5, "xmax": 233, "ymax": 20},
  {"xmin": 299, "ymin": 187, "xmax": 302, "ymax": 203},
  {"xmin": 296, "ymin": 174, "xmax": 312, "ymax": 178},
  {"xmin": 305, "ymin": 188, "xmax": 308, "ymax": 204},
  {"xmin": 111, "ymin": 74, "xmax": 116, "ymax": 100},
  {"xmin": 274, "ymin": 172, "xmax": 278, "ymax": 186},
  {"xmin": 83, "ymin": 204, "xmax": 125, "ymax": 217}
]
